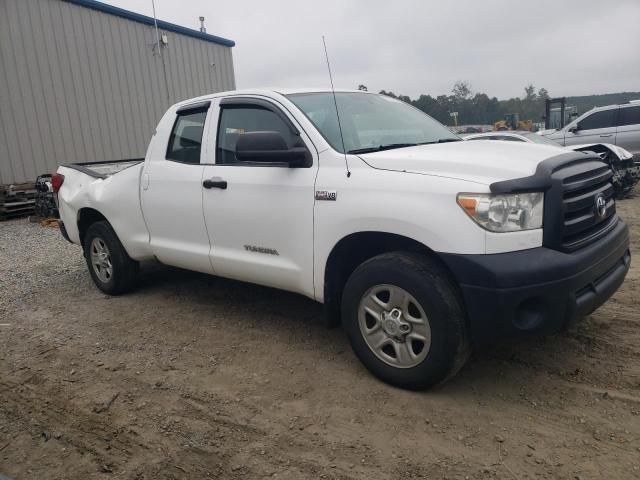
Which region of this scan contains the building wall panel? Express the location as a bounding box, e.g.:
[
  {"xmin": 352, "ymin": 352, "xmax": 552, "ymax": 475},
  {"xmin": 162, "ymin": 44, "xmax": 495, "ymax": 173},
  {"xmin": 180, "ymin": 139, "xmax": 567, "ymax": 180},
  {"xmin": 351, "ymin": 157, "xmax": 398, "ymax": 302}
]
[{"xmin": 0, "ymin": 0, "xmax": 235, "ymax": 185}]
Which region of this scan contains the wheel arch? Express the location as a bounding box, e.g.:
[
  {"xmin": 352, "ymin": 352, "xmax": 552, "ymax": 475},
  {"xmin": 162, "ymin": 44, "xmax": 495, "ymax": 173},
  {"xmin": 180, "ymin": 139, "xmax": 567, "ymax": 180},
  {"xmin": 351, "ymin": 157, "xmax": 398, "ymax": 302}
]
[
  {"xmin": 77, "ymin": 207, "xmax": 110, "ymax": 247},
  {"xmin": 322, "ymin": 231, "xmax": 462, "ymax": 327}
]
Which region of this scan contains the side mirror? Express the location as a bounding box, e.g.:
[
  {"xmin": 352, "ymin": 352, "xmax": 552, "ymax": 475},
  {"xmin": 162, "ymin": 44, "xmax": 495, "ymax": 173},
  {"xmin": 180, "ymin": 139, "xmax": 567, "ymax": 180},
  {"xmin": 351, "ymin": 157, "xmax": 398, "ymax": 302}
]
[
  {"xmin": 568, "ymin": 124, "xmax": 579, "ymax": 133},
  {"xmin": 235, "ymin": 131, "xmax": 311, "ymax": 167}
]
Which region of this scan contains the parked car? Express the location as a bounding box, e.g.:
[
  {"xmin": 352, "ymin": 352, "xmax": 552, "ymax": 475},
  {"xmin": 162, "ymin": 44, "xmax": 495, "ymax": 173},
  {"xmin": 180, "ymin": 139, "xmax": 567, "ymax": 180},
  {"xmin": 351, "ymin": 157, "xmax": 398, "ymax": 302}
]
[
  {"xmin": 464, "ymin": 131, "xmax": 639, "ymax": 198},
  {"xmin": 540, "ymin": 101, "xmax": 640, "ymax": 158},
  {"xmin": 53, "ymin": 89, "xmax": 630, "ymax": 390}
]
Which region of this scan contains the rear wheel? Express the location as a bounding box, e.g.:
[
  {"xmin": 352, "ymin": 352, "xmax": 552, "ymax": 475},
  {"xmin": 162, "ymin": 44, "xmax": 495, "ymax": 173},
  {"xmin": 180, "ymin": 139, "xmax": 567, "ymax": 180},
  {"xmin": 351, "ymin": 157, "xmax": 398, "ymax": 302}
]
[
  {"xmin": 342, "ymin": 252, "xmax": 469, "ymax": 390},
  {"xmin": 84, "ymin": 221, "xmax": 138, "ymax": 295}
]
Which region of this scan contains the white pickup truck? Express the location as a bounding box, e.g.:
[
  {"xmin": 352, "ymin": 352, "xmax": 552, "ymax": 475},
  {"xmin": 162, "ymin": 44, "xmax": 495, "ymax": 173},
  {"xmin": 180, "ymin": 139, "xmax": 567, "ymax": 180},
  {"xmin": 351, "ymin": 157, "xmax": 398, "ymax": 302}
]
[{"xmin": 55, "ymin": 89, "xmax": 631, "ymax": 389}]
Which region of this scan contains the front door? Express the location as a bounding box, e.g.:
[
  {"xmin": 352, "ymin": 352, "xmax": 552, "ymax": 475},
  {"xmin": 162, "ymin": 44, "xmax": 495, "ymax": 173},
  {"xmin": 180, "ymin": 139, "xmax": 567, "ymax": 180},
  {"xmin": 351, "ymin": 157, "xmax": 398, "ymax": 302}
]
[
  {"xmin": 564, "ymin": 108, "xmax": 618, "ymax": 147},
  {"xmin": 141, "ymin": 102, "xmax": 214, "ymax": 274},
  {"xmin": 201, "ymin": 97, "xmax": 318, "ymax": 297}
]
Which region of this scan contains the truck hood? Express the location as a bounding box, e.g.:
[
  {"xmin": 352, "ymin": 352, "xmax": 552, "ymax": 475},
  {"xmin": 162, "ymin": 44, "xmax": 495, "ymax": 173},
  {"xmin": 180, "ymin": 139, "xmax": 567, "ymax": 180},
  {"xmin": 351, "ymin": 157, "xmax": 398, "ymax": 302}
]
[{"xmin": 357, "ymin": 140, "xmax": 567, "ymax": 185}]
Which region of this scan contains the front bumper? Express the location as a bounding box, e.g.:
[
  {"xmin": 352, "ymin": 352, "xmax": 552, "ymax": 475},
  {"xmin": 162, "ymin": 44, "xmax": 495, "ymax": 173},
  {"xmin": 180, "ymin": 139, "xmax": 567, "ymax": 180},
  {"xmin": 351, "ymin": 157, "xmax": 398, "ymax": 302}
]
[{"xmin": 439, "ymin": 220, "xmax": 630, "ymax": 344}]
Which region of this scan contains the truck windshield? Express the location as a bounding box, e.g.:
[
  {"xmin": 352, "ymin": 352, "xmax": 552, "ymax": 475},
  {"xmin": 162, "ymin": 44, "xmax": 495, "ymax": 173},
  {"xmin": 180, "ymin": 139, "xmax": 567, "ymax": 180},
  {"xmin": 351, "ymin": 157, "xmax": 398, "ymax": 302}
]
[{"xmin": 287, "ymin": 92, "xmax": 460, "ymax": 154}]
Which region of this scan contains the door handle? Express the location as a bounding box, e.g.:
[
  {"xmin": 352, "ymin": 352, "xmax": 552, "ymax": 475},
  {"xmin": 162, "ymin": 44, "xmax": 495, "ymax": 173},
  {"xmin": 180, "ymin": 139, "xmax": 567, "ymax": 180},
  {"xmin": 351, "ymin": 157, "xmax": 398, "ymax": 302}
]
[
  {"xmin": 599, "ymin": 134, "xmax": 613, "ymax": 138},
  {"xmin": 203, "ymin": 177, "xmax": 227, "ymax": 189}
]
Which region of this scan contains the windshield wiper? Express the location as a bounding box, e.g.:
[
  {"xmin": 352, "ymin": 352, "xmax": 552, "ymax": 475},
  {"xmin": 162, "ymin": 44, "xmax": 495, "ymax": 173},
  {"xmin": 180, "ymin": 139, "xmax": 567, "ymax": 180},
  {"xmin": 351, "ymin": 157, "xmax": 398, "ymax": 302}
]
[
  {"xmin": 348, "ymin": 138, "xmax": 461, "ymax": 154},
  {"xmin": 417, "ymin": 138, "xmax": 462, "ymax": 145},
  {"xmin": 347, "ymin": 143, "xmax": 417, "ymax": 154}
]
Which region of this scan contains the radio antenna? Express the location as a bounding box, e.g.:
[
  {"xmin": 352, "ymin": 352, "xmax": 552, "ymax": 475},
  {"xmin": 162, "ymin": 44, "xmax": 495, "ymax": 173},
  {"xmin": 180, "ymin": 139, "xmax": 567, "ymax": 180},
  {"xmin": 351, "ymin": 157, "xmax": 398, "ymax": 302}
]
[{"xmin": 322, "ymin": 36, "xmax": 350, "ymax": 178}]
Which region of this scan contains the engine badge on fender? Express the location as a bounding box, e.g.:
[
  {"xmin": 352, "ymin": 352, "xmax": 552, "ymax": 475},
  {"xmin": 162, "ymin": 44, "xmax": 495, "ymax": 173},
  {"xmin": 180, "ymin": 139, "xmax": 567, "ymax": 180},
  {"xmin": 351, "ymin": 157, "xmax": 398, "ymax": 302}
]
[{"xmin": 315, "ymin": 190, "xmax": 337, "ymax": 201}]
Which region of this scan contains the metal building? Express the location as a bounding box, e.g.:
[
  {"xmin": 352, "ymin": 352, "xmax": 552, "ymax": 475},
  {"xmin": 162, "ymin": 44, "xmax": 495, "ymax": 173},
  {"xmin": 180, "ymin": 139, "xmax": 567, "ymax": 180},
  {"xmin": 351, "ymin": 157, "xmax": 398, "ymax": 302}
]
[{"xmin": 0, "ymin": 0, "xmax": 236, "ymax": 185}]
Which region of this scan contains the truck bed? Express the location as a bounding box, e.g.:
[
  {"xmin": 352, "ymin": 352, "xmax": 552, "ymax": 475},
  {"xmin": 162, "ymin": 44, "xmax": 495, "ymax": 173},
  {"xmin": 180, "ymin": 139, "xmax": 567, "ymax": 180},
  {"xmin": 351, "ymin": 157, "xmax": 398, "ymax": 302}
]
[{"xmin": 62, "ymin": 158, "xmax": 144, "ymax": 179}]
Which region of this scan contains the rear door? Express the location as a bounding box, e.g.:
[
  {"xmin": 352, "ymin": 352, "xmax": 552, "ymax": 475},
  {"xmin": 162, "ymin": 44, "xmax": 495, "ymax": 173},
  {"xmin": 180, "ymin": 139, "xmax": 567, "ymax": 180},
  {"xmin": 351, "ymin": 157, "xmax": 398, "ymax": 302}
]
[
  {"xmin": 140, "ymin": 101, "xmax": 214, "ymax": 274},
  {"xmin": 564, "ymin": 108, "xmax": 618, "ymax": 146},
  {"xmin": 616, "ymin": 105, "xmax": 640, "ymax": 157},
  {"xmin": 201, "ymin": 97, "xmax": 318, "ymax": 297}
]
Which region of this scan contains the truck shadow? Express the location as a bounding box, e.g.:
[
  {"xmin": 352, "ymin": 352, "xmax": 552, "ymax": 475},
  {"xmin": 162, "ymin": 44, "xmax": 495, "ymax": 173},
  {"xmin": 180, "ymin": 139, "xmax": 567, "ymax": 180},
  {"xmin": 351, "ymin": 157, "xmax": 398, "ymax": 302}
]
[
  {"xmin": 131, "ymin": 261, "xmax": 603, "ymax": 392},
  {"xmin": 135, "ymin": 260, "xmax": 328, "ymax": 329},
  {"xmin": 444, "ymin": 319, "xmax": 618, "ymax": 394}
]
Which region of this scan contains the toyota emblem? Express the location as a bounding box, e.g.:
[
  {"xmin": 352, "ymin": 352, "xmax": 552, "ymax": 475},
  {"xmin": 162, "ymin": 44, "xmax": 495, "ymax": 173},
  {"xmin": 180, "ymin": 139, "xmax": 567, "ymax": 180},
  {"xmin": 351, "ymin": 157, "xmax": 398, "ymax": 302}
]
[{"xmin": 595, "ymin": 194, "xmax": 607, "ymax": 218}]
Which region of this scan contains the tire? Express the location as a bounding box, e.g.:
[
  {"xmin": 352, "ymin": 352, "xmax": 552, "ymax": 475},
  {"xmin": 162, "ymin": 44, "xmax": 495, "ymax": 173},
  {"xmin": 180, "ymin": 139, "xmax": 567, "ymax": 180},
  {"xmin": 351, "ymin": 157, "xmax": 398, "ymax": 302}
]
[
  {"xmin": 342, "ymin": 252, "xmax": 470, "ymax": 390},
  {"xmin": 83, "ymin": 221, "xmax": 139, "ymax": 295}
]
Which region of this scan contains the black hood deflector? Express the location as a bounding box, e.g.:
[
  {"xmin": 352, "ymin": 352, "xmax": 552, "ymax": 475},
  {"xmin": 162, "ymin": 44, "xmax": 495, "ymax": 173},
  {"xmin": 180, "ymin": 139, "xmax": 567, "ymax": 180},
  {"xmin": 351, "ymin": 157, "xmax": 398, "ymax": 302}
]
[{"xmin": 490, "ymin": 151, "xmax": 604, "ymax": 194}]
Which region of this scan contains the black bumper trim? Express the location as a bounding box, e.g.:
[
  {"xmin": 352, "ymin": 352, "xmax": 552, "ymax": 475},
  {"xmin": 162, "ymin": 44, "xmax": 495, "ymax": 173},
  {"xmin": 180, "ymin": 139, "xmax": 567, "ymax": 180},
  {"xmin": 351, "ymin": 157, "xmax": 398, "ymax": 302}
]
[
  {"xmin": 574, "ymin": 250, "xmax": 630, "ymax": 319},
  {"xmin": 438, "ymin": 220, "xmax": 630, "ymax": 343}
]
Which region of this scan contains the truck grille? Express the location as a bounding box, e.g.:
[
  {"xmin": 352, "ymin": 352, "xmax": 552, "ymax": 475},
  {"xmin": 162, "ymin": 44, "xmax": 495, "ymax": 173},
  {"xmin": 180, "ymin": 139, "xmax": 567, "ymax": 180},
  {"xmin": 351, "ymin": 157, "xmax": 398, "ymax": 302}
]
[
  {"xmin": 558, "ymin": 162, "xmax": 617, "ymax": 251},
  {"xmin": 491, "ymin": 151, "xmax": 620, "ymax": 253}
]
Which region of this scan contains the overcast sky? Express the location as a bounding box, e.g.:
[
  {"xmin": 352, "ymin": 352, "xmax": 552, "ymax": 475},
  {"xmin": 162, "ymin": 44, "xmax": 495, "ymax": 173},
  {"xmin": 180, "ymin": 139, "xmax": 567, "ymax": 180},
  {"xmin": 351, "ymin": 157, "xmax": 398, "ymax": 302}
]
[{"xmin": 104, "ymin": 0, "xmax": 639, "ymax": 100}]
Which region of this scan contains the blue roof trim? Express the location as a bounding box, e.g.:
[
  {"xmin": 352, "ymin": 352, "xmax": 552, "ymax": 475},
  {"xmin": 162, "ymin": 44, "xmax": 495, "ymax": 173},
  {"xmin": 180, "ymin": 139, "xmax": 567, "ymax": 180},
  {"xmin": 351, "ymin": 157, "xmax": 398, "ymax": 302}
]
[{"xmin": 62, "ymin": 0, "xmax": 235, "ymax": 47}]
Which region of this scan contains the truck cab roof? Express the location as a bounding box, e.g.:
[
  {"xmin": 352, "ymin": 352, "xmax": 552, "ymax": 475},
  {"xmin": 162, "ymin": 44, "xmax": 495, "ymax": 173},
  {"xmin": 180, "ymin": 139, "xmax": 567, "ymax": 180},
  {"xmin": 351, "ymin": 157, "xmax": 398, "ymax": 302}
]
[{"xmin": 171, "ymin": 88, "xmax": 375, "ymax": 109}]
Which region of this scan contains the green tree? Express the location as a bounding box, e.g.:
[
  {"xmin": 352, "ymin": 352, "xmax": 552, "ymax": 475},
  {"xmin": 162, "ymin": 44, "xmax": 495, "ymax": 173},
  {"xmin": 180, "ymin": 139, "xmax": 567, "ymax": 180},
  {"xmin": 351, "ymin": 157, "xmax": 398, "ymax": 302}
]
[
  {"xmin": 373, "ymin": 85, "xmax": 640, "ymax": 127},
  {"xmin": 537, "ymin": 88, "xmax": 549, "ymax": 100},
  {"xmin": 452, "ymin": 80, "xmax": 472, "ymax": 102},
  {"xmin": 524, "ymin": 84, "xmax": 537, "ymax": 101}
]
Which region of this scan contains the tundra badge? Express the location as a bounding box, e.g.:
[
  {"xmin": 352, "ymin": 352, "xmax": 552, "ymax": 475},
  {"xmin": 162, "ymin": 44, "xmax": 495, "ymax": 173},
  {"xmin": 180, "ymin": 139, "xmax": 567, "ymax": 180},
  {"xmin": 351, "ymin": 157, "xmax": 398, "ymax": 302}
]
[{"xmin": 244, "ymin": 245, "xmax": 279, "ymax": 256}]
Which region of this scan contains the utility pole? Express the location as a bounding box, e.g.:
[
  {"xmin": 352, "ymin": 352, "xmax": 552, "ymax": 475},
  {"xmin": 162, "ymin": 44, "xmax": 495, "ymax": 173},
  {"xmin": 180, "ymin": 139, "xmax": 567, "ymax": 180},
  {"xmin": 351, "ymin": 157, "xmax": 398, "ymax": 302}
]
[
  {"xmin": 449, "ymin": 111, "xmax": 459, "ymax": 127},
  {"xmin": 151, "ymin": 0, "xmax": 171, "ymax": 106}
]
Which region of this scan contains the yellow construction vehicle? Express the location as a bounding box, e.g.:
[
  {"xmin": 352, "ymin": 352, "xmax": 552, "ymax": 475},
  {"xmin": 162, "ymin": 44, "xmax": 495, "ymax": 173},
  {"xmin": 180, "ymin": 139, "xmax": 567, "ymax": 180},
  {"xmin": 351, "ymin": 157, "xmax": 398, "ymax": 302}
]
[{"xmin": 494, "ymin": 113, "xmax": 534, "ymax": 131}]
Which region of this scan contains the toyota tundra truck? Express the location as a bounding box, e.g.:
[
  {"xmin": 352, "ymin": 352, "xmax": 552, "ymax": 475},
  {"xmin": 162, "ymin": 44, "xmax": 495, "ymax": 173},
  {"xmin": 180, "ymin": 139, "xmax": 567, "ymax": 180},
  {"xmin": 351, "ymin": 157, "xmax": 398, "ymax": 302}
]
[{"xmin": 54, "ymin": 89, "xmax": 631, "ymax": 390}]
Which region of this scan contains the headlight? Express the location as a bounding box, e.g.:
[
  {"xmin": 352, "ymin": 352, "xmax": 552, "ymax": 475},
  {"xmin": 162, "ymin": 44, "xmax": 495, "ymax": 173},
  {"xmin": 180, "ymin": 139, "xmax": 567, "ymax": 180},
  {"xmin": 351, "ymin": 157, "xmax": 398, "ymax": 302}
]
[{"xmin": 457, "ymin": 192, "xmax": 544, "ymax": 232}]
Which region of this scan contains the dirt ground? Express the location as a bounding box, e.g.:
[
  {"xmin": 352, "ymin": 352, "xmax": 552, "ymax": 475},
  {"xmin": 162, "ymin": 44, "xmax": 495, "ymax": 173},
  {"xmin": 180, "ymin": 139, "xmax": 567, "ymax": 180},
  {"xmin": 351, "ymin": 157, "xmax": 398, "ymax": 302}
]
[{"xmin": 1, "ymin": 200, "xmax": 639, "ymax": 480}]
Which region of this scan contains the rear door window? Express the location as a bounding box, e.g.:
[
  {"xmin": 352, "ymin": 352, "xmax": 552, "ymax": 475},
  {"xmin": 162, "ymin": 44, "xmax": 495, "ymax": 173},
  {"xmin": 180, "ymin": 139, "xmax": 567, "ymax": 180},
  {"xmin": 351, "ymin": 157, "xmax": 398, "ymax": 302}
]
[
  {"xmin": 618, "ymin": 106, "xmax": 640, "ymax": 126},
  {"xmin": 166, "ymin": 110, "xmax": 207, "ymax": 164}
]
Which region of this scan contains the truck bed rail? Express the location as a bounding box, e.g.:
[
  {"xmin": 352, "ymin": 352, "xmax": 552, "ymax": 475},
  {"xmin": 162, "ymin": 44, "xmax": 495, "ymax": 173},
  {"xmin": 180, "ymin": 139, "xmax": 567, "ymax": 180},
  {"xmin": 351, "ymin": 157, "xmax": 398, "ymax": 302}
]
[{"xmin": 62, "ymin": 158, "xmax": 144, "ymax": 179}]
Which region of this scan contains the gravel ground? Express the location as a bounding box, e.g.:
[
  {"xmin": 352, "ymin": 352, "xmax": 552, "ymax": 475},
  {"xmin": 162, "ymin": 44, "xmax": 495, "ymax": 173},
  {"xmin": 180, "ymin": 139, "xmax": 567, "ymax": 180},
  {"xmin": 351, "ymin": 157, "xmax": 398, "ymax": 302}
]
[
  {"xmin": 1, "ymin": 201, "xmax": 639, "ymax": 480},
  {"xmin": 0, "ymin": 220, "xmax": 84, "ymax": 314}
]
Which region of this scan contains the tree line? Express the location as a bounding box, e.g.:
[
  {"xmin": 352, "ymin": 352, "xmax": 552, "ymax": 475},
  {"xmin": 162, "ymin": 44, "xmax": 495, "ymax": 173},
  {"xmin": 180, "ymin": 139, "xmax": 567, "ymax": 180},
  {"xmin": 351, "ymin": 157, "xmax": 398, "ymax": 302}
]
[{"xmin": 362, "ymin": 81, "xmax": 640, "ymax": 127}]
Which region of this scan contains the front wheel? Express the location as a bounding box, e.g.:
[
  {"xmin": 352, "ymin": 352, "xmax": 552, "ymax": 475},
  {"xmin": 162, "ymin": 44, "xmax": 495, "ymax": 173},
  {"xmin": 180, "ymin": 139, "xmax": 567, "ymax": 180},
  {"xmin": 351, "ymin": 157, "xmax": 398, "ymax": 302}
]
[
  {"xmin": 342, "ymin": 252, "xmax": 469, "ymax": 390},
  {"xmin": 83, "ymin": 221, "xmax": 139, "ymax": 295}
]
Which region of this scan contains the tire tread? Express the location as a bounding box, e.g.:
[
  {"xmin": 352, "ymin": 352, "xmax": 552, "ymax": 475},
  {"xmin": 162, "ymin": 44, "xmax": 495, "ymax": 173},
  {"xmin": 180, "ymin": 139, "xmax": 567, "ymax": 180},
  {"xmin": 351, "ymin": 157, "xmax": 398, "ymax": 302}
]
[{"xmin": 342, "ymin": 251, "xmax": 470, "ymax": 390}]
